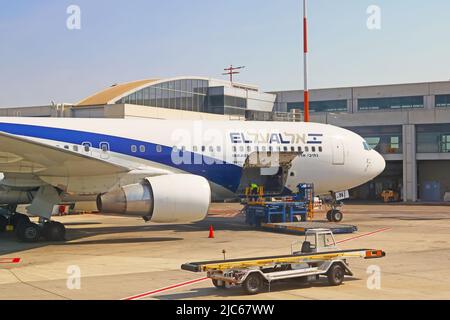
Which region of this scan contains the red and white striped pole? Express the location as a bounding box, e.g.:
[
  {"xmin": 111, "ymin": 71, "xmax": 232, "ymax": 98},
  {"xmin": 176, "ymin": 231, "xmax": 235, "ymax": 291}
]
[{"xmin": 303, "ymin": 0, "xmax": 310, "ymax": 122}]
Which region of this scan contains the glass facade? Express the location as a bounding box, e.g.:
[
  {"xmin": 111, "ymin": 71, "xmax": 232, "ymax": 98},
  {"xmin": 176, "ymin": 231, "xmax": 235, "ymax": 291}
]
[
  {"xmin": 116, "ymin": 79, "xmax": 209, "ymax": 112},
  {"xmin": 358, "ymin": 96, "xmax": 424, "ymax": 111},
  {"xmin": 206, "ymin": 86, "xmax": 247, "ymax": 116},
  {"xmin": 436, "ymin": 94, "xmax": 450, "ymax": 108},
  {"xmin": 116, "ymin": 79, "xmax": 249, "ymax": 117},
  {"xmin": 417, "ymin": 124, "xmax": 450, "ymax": 153},
  {"xmin": 348, "ymin": 126, "xmax": 402, "ymax": 154},
  {"xmin": 287, "ymin": 100, "xmax": 347, "ymax": 113}
]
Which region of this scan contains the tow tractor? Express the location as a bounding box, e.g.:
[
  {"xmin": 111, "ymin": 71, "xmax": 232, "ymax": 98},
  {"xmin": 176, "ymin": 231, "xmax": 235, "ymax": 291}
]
[{"xmin": 182, "ymin": 229, "xmax": 385, "ymax": 295}]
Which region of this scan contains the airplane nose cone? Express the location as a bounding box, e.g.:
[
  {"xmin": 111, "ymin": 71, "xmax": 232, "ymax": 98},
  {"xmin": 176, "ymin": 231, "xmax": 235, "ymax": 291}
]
[{"xmin": 369, "ymin": 151, "xmax": 386, "ymax": 178}]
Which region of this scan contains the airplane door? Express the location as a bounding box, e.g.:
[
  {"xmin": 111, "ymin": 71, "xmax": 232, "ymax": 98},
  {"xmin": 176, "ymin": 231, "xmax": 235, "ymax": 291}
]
[{"xmin": 332, "ymin": 137, "xmax": 345, "ymax": 165}]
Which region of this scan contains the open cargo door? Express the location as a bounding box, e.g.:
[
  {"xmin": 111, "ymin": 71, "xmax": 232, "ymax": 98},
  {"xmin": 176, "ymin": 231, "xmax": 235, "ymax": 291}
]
[{"xmin": 236, "ymin": 151, "xmax": 301, "ymax": 195}]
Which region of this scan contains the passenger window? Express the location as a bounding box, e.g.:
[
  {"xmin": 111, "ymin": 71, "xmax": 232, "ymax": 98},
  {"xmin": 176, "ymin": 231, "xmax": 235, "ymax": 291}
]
[
  {"xmin": 64, "ymin": 145, "xmax": 69, "ymax": 150},
  {"xmin": 202, "ymin": 146, "xmax": 206, "ymax": 152},
  {"xmin": 239, "ymin": 146, "xmax": 244, "ymax": 152},
  {"xmin": 139, "ymin": 145, "xmax": 145, "ymax": 153},
  {"xmin": 283, "ymin": 146, "xmax": 288, "ymax": 152},
  {"xmin": 298, "ymin": 146, "xmax": 302, "ymax": 152},
  {"xmin": 216, "ymin": 146, "xmax": 221, "ymax": 152},
  {"xmin": 209, "ymin": 146, "xmax": 214, "ymax": 152},
  {"xmin": 233, "ymin": 146, "xmax": 237, "ymax": 152},
  {"xmin": 312, "ymin": 146, "xmax": 316, "ymax": 152},
  {"xmin": 319, "ymin": 146, "xmax": 322, "ymax": 152},
  {"xmin": 100, "ymin": 142, "xmax": 109, "ymax": 152},
  {"xmin": 291, "ymin": 146, "xmax": 295, "ymax": 152},
  {"xmin": 305, "ymin": 146, "xmax": 309, "ymax": 152},
  {"xmin": 261, "ymin": 146, "xmax": 266, "ymax": 152},
  {"xmin": 156, "ymin": 145, "xmax": 162, "ymax": 153},
  {"xmin": 73, "ymin": 145, "xmax": 78, "ymax": 152},
  {"xmin": 290, "ymin": 172, "xmax": 295, "ymax": 177},
  {"xmin": 193, "ymin": 146, "xmax": 198, "ymax": 152},
  {"xmin": 247, "ymin": 146, "xmax": 252, "ymax": 152},
  {"xmin": 131, "ymin": 145, "xmax": 137, "ymax": 153}
]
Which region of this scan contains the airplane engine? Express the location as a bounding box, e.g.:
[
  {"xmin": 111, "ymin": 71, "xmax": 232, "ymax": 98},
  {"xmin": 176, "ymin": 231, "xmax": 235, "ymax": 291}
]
[
  {"xmin": 96, "ymin": 174, "xmax": 211, "ymax": 223},
  {"xmin": 0, "ymin": 189, "xmax": 33, "ymax": 205}
]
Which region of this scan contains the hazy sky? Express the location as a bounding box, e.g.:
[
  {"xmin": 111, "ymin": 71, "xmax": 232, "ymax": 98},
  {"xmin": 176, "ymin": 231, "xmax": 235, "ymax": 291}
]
[{"xmin": 1, "ymin": 0, "xmax": 450, "ymax": 107}]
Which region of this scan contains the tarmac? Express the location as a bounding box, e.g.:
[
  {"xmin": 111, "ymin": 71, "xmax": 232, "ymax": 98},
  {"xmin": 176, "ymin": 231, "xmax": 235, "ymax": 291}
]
[{"xmin": 0, "ymin": 203, "xmax": 449, "ymax": 300}]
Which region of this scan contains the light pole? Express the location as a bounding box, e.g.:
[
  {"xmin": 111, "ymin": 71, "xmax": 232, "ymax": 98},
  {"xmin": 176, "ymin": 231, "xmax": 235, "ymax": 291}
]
[{"xmin": 303, "ymin": 0, "xmax": 310, "ymax": 122}]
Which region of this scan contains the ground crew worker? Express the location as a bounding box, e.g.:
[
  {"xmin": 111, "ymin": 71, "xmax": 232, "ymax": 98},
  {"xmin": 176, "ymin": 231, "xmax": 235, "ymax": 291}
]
[{"xmin": 250, "ymin": 183, "xmax": 259, "ymax": 201}]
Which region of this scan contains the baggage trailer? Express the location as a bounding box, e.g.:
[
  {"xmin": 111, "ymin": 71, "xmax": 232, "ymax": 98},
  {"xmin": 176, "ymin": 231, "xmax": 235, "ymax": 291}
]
[{"xmin": 182, "ymin": 229, "xmax": 385, "ymax": 295}]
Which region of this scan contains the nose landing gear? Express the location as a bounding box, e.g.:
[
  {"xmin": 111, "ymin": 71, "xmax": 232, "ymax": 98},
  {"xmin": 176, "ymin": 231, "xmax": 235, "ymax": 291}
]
[{"xmin": 326, "ymin": 209, "xmax": 343, "ymax": 223}]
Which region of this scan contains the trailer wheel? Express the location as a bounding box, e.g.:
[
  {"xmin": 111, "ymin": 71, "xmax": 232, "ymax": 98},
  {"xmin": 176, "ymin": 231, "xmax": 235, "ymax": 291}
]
[
  {"xmin": 327, "ymin": 264, "xmax": 345, "ymax": 286},
  {"xmin": 212, "ymin": 279, "xmax": 226, "ymax": 289},
  {"xmin": 243, "ymin": 273, "xmax": 264, "ymax": 295}
]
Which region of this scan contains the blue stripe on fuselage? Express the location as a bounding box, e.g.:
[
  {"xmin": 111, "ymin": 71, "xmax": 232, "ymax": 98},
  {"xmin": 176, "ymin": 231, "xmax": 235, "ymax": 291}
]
[{"xmin": 0, "ymin": 122, "xmax": 243, "ymax": 192}]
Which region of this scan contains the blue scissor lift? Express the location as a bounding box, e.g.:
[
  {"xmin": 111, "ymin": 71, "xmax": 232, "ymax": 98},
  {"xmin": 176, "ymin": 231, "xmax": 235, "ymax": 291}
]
[
  {"xmin": 244, "ymin": 183, "xmax": 314, "ymax": 227},
  {"xmin": 242, "ymin": 183, "xmax": 357, "ymax": 235}
]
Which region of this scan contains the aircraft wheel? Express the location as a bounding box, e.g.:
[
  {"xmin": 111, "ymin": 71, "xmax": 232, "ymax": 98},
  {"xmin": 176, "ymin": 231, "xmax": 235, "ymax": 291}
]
[
  {"xmin": 16, "ymin": 222, "xmax": 41, "ymax": 243},
  {"xmin": 0, "ymin": 215, "xmax": 7, "ymax": 232},
  {"xmin": 331, "ymin": 210, "xmax": 343, "ymax": 222},
  {"xmin": 43, "ymin": 221, "xmax": 66, "ymax": 242},
  {"xmin": 11, "ymin": 213, "xmax": 30, "ymax": 228},
  {"xmin": 243, "ymin": 273, "xmax": 264, "ymax": 295},
  {"xmin": 326, "ymin": 210, "xmax": 333, "ymax": 222}
]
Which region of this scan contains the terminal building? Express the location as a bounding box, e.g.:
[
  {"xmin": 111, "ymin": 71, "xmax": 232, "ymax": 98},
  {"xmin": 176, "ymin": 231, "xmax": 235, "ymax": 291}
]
[{"xmin": 1, "ymin": 76, "xmax": 450, "ymax": 202}]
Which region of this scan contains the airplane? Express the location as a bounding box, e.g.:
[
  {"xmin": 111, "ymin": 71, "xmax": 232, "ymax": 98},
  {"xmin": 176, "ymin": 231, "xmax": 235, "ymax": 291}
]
[{"xmin": 0, "ymin": 117, "xmax": 385, "ymax": 242}]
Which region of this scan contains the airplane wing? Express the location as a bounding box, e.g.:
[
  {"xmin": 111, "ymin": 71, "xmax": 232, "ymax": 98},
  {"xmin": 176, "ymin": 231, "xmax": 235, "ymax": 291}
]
[{"xmin": 0, "ymin": 131, "xmax": 131, "ymax": 177}]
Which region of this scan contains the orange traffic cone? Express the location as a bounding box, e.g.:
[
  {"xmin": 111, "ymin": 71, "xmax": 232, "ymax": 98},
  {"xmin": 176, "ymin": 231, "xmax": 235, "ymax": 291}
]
[{"xmin": 208, "ymin": 225, "xmax": 215, "ymax": 238}]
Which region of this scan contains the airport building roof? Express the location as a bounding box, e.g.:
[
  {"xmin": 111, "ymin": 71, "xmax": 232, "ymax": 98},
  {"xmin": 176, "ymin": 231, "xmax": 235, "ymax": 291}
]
[{"xmin": 77, "ymin": 79, "xmax": 159, "ymax": 106}]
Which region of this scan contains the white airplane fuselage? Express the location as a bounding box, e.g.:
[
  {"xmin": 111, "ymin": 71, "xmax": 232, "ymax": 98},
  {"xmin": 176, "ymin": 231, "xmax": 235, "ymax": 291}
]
[{"xmin": 0, "ymin": 118, "xmax": 385, "ymax": 201}]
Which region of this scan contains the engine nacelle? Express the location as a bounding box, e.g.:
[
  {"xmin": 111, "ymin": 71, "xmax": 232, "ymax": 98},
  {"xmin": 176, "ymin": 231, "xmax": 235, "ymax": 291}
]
[
  {"xmin": 0, "ymin": 189, "xmax": 33, "ymax": 205},
  {"xmin": 97, "ymin": 174, "xmax": 211, "ymax": 223}
]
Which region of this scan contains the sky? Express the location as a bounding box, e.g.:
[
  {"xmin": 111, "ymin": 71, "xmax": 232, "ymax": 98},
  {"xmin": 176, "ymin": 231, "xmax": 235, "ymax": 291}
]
[{"xmin": 1, "ymin": 0, "xmax": 450, "ymax": 107}]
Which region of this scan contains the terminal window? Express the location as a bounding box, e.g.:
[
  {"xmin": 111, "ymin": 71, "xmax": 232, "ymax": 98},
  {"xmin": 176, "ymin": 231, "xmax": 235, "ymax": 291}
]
[
  {"xmin": 358, "ymin": 96, "xmax": 424, "ymax": 111},
  {"xmin": 440, "ymin": 135, "xmax": 450, "ymax": 153},
  {"xmin": 287, "ymin": 99, "xmax": 347, "ymax": 113},
  {"xmin": 436, "ymin": 94, "xmax": 450, "ymax": 107}
]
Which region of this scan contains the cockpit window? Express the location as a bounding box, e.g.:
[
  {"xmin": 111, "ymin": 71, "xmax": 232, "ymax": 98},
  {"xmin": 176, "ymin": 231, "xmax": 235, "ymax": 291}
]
[{"xmin": 363, "ymin": 141, "xmax": 371, "ymax": 151}]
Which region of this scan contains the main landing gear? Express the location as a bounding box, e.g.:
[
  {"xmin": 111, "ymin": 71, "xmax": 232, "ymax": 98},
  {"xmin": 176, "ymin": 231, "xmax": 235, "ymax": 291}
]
[{"xmin": 1, "ymin": 212, "xmax": 66, "ymax": 243}]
